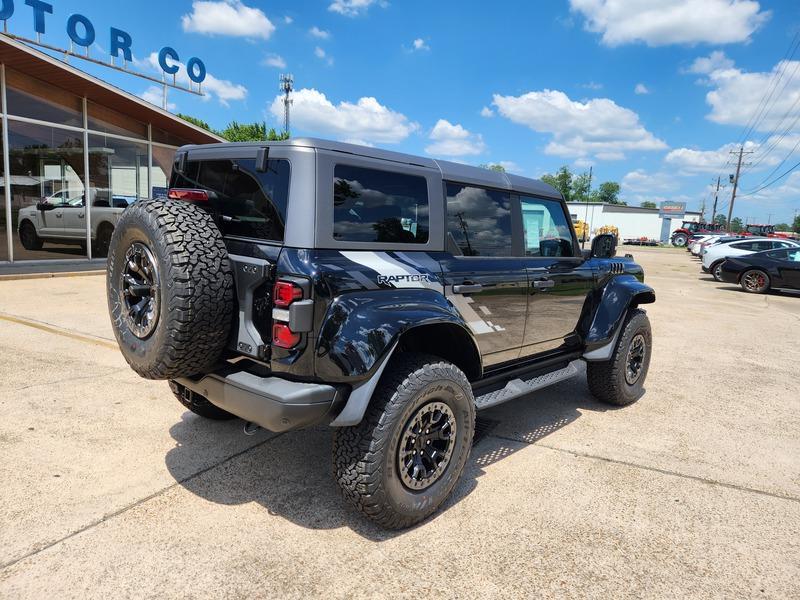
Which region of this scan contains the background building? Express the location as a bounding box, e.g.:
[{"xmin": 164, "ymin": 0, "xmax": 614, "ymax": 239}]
[
  {"xmin": 0, "ymin": 35, "xmax": 222, "ymax": 266},
  {"xmin": 567, "ymin": 202, "xmax": 702, "ymax": 241}
]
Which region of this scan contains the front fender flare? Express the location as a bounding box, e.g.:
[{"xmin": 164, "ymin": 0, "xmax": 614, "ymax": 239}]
[{"xmin": 583, "ymin": 275, "xmax": 655, "ymax": 359}]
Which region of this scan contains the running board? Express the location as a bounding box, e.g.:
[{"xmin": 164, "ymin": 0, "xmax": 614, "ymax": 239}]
[{"xmin": 474, "ymin": 361, "xmax": 580, "ymax": 410}]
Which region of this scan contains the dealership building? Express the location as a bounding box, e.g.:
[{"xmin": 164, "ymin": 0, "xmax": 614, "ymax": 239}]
[
  {"xmin": 0, "ymin": 34, "xmax": 221, "ymax": 266},
  {"xmin": 567, "ymin": 202, "xmax": 702, "ymax": 242}
]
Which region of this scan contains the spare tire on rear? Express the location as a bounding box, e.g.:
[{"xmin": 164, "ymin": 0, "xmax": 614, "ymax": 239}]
[{"xmin": 107, "ymin": 199, "xmax": 234, "ymax": 380}]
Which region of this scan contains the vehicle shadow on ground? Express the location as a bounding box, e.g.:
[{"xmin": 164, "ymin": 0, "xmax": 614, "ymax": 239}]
[{"xmin": 164, "ymin": 364, "xmax": 624, "ymax": 541}]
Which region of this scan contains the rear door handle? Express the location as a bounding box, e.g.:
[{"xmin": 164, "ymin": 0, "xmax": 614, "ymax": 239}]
[
  {"xmin": 533, "ymin": 279, "xmax": 555, "ymax": 289},
  {"xmin": 453, "ymin": 283, "xmax": 483, "ymax": 294}
]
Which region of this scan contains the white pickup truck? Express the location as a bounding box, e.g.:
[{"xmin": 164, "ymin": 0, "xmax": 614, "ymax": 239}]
[{"xmin": 17, "ymin": 190, "xmax": 135, "ymax": 256}]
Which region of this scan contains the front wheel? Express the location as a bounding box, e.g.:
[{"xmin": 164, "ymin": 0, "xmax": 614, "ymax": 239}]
[
  {"xmin": 740, "ymin": 269, "xmax": 770, "ymax": 294},
  {"xmin": 19, "ymin": 221, "xmax": 43, "ymax": 250},
  {"xmin": 333, "ymin": 353, "xmax": 475, "ymax": 529},
  {"xmin": 672, "ymin": 233, "xmax": 688, "ymax": 247},
  {"xmin": 587, "ymin": 309, "xmax": 652, "ymax": 406},
  {"xmin": 711, "ymin": 261, "xmax": 726, "ymax": 282}
]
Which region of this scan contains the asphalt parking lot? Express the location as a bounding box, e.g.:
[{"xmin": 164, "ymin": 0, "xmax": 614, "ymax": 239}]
[{"xmin": 1, "ymin": 246, "xmax": 799, "ymax": 598}]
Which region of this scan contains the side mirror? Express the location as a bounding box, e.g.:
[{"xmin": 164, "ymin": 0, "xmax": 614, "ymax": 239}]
[
  {"xmin": 37, "ymin": 201, "xmax": 55, "ymax": 211},
  {"xmin": 591, "ymin": 233, "xmax": 617, "ymax": 259}
]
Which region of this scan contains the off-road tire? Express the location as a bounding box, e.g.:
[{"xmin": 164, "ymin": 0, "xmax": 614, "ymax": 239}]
[
  {"xmin": 740, "ymin": 269, "xmax": 771, "ymax": 294},
  {"xmin": 332, "ymin": 353, "xmax": 476, "ymax": 529},
  {"xmin": 672, "ymin": 233, "xmax": 688, "ymax": 247},
  {"xmin": 19, "ymin": 221, "xmax": 43, "ymax": 250},
  {"xmin": 169, "ymin": 380, "xmax": 236, "ymax": 420},
  {"xmin": 587, "ymin": 308, "xmax": 652, "ymax": 406},
  {"xmin": 107, "ymin": 199, "xmax": 234, "ymax": 380}
]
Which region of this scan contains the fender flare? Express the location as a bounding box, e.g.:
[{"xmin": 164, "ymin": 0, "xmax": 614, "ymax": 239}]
[
  {"xmin": 583, "ymin": 275, "xmax": 655, "ymax": 361},
  {"xmin": 316, "ymin": 288, "xmax": 481, "ymax": 426}
]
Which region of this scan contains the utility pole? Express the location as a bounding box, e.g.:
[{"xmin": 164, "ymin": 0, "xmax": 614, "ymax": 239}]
[
  {"xmin": 710, "ymin": 175, "xmax": 721, "ymax": 224},
  {"xmin": 279, "ymin": 74, "xmax": 294, "ymax": 137},
  {"xmin": 727, "ymin": 146, "xmax": 753, "ymax": 230}
]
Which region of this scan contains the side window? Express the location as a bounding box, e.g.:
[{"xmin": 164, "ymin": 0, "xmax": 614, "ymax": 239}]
[
  {"xmin": 170, "ymin": 158, "xmax": 289, "ymax": 242},
  {"xmin": 766, "ymin": 249, "xmax": 789, "ymax": 259},
  {"xmin": 333, "ymin": 165, "xmax": 429, "ymax": 243},
  {"xmin": 752, "ymin": 241, "xmax": 772, "ymax": 251},
  {"xmin": 520, "ymin": 196, "xmax": 575, "ymax": 257},
  {"xmin": 446, "ymin": 182, "xmax": 512, "ymax": 256},
  {"xmin": 730, "ymin": 241, "xmax": 752, "ymax": 250},
  {"xmin": 788, "ymin": 250, "xmax": 800, "ymax": 262}
]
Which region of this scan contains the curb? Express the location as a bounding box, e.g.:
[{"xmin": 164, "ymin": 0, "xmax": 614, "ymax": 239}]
[{"xmin": 0, "ymin": 270, "xmax": 105, "ymax": 282}]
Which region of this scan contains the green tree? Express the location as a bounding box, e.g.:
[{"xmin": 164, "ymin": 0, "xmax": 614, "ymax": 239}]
[
  {"xmin": 478, "ymin": 163, "xmax": 506, "ymax": 172},
  {"xmin": 640, "ymin": 200, "xmax": 657, "ymax": 209},
  {"xmin": 793, "ymin": 214, "xmax": 800, "ymax": 233},
  {"xmin": 177, "ymin": 113, "xmax": 212, "ymax": 131},
  {"xmin": 774, "ymin": 222, "xmax": 790, "ymax": 231},
  {"xmin": 541, "ymin": 166, "xmax": 574, "ymax": 201},
  {"xmin": 570, "ymin": 172, "xmax": 592, "ymax": 202},
  {"xmin": 219, "ymin": 121, "xmax": 289, "ymax": 142},
  {"xmin": 593, "ymin": 181, "xmax": 624, "ymax": 205},
  {"xmin": 713, "ymin": 214, "xmax": 727, "ymax": 227},
  {"xmin": 730, "ymin": 217, "xmax": 744, "ymax": 233}
]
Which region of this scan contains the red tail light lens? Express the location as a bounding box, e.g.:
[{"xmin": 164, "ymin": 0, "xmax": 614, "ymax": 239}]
[
  {"xmin": 273, "ymin": 280, "xmax": 303, "ymax": 307},
  {"xmin": 272, "ymin": 323, "xmax": 301, "ymax": 348},
  {"xmin": 168, "ymin": 188, "xmax": 209, "ymax": 202}
]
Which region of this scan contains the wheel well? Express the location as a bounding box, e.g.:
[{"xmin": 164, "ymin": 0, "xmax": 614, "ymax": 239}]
[
  {"xmin": 397, "ymin": 323, "xmax": 481, "ymax": 381},
  {"xmin": 19, "ymin": 219, "xmax": 34, "ymax": 231},
  {"xmin": 97, "ymin": 221, "xmax": 114, "ymax": 236}
]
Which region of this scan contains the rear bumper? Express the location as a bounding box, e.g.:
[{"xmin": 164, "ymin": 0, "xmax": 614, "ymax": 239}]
[{"xmin": 176, "ymin": 371, "xmax": 343, "ymax": 432}]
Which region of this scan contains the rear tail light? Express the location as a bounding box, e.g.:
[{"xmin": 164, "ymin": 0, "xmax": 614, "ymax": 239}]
[
  {"xmin": 271, "ymin": 279, "xmax": 305, "ymax": 348},
  {"xmin": 168, "ymin": 188, "xmax": 208, "ymax": 202},
  {"xmin": 273, "ymin": 280, "xmax": 303, "ymax": 308}
]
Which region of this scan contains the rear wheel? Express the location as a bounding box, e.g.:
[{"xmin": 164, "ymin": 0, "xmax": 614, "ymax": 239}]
[
  {"xmin": 712, "ymin": 261, "xmax": 726, "ymax": 282},
  {"xmin": 740, "ymin": 269, "xmax": 770, "ymax": 294},
  {"xmin": 587, "ymin": 309, "xmax": 652, "ymax": 406},
  {"xmin": 19, "ymin": 221, "xmax": 43, "ymax": 250},
  {"xmin": 672, "ymin": 233, "xmax": 688, "ymax": 247},
  {"xmin": 93, "ymin": 223, "xmax": 114, "ymax": 258},
  {"xmin": 332, "ymin": 353, "xmax": 475, "ymax": 529}
]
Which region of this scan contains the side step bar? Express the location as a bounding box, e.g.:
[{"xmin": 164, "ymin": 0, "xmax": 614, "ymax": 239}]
[{"xmin": 474, "ymin": 361, "xmax": 580, "ymax": 410}]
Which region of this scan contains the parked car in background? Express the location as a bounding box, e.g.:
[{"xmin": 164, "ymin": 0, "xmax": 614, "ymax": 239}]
[
  {"xmin": 17, "ymin": 190, "xmax": 136, "ymax": 257},
  {"xmin": 719, "ymin": 248, "xmax": 800, "ymax": 293},
  {"xmin": 702, "ymin": 238, "xmax": 800, "ymax": 281},
  {"xmin": 689, "ymin": 234, "xmax": 721, "ymax": 256},
  {"xmin": 698, "ymin": 235, "xmax": 747, "ymax": 257}
]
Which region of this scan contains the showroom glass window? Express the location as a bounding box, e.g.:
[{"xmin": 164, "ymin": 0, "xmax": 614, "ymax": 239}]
[
  {"xmin": 446, "ymin": 182, "xmax": 512, "ymax": 256},
  {"xmin": 0, "ymin": 123, "xmax": 5, "ymax": 262},
  {"xmin": 7, "ymin": 121, "xmax": 86, "ymax": 261},
  {"xmin": 5, "ymin": 68, "xmax": 83, "ymax": 128},
  {"xmin": 333, "ymin": 165, "xmax": 429, "ymax": 243}
]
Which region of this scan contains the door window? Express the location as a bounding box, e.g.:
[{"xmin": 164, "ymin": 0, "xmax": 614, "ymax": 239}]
[
  {"xmin": 520, "ymin": 197, "xmax": 575, "ymax": 257},
  {"xmin": 446, "ymin": 183, "xmax": 512, "ymax": 256},
  {"xmin": 333, "ymin": 165, "xmax": 429, "ymax": 243}
]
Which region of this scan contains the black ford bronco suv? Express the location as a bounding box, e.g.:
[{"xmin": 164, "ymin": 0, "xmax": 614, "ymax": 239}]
[{"xmin": 106, "ymin": 138, "xmax": 654, "ymax": 529}]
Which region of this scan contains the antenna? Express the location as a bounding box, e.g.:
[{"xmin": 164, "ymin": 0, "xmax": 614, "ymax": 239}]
[{"xmin": 279, "ymin": 73, "xmax": 294, "ymax": 137}]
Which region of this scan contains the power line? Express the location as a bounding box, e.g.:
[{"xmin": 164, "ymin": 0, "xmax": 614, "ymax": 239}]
[{"xmin": 739, "ymin": 156, "xmax": 800, "ymax": 197}]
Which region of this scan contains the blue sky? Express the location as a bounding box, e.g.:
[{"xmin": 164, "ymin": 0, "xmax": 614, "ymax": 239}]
[{"xmin": 6, "ymin": 0, "xmax": 800, "ymax": 224}]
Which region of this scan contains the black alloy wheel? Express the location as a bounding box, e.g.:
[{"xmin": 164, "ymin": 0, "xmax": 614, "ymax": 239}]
[
  {"xmin": 120, "ymin": 241, "xmax": 160, "ymax": 339},
  {"xmin": 397, "ymin": 401, "xmax": 457, "ymax": 491},
  {"xmin": 624, "ymin": 333, "xmax": 646, "ymax": 385}
]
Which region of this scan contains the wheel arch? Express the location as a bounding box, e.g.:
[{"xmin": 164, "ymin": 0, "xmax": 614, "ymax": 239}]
[{"xmin": 397, "ymin": 322, "xmax": 481, "ymax": 381}]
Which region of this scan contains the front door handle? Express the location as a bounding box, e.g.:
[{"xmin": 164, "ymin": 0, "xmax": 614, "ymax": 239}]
[
  {"xmin": 55, "ymin": 213, "xmax": 62, "ymax": 218},
  {"xmin": 533, "ymin": 279, "xmax": 555, "ymax": 289},
  {"xmin": 453, "ymin": 283, "xmax": 483, "ymax": 294},
  {"xmin": 78, "ymin": 213, "xmax": 84, "ymax": 218}
]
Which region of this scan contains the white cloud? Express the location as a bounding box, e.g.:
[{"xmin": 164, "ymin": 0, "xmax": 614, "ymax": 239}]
[
  {"xmin": 492, "ymin": 89, "xmax": 667, "ymax": 160},
  {"xmin": 697, "ymin": 56, "xmax": 800, "ymax": 132},
  {"xmin": 622, "ymin": 169, "xmax": 677, "ymax": 193},
  {"xmin": 582, "ymin": 81, "xmax": 603, "ymax": 90},
  {"xmin": 412, "ymin": 38, "xmax": 430, "ymax": 51},
  {"xmin": 283, "ymin": 15, "xmax": 293, "ymax": 24},
  {"xmin": 425, "ymin": 119, "xmax": 486, "ymax": 157},
  {"xmin": 665, "ymin": 141, "xmax": 759, "ymax": 174},
  {"xmin": 262, "ymin": 54, "xmax": 286, "ymax": 69},
  {"xmin": 634, "ymin": 83, "xmax": 650, "ymax": 95},
  {"xmin": 139, "ymin": 86, "xmax": 176, "ymax": 110},
  {"xmin": 480, "ymin": 106, "xmax": 494, "ymax": 118},
  {"xmin": 310, "ymin": 26, "xmax": 330, "ymax": 39},
  {"xmin": 140, "ymin": 52, "xmax": 247, "ymax": 106},
  {"xmin": 686, "ymin": 50, "xmax": 734, "ymax": 74},
  {"xmin": 569, "ymin": 0, "xmax": 769, "ymax": 46},
  {"xmin": 268, "ymin": 88, "xmax": 417, "ymax": 144},
  {"xmin": 181, "ymin": 0, "xmax": 275, "ymax": 39},
  {"xmin": 314, "ymin": 46, "xmax": 334, "ymax": 65},
  {"xmin": 329, "ymin": 0, "xmax": 385, "ymax": 17},
  {"xmin": 497, "ymin": 160, "xmax": 521, "ymax": 173}
]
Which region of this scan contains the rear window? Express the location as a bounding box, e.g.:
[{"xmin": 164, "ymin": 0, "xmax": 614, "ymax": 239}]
[
  {"xmin": 170, "ymin": 158, "xmax": 289, "ymax": 242},
  {"xmin": 333, "ymin": 165, "xmax": 429, "ymax": 243}
]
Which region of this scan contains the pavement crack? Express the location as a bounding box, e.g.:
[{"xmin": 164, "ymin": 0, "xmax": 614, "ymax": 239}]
[
  {"xmin": 0, "ymin": 313, "xmax": 117, "ymax": 349},
  {"xmin": 486, "ymin": 432, "xmax": 800, "ymax": 505},
  {"xmin": 0, "ymin": 431, "xmax": 284, "ymax": 572}
]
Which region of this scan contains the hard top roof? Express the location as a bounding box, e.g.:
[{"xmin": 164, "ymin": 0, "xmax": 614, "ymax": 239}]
[{"xmin": 178, "ymin": 137, "xmax": 561, "ymax": 200}]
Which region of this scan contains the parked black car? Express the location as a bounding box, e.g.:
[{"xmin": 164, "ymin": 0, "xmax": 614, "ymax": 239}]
[{"xmin": 719, "ymin": 248, "xmax": 800, "ymax": 293}]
